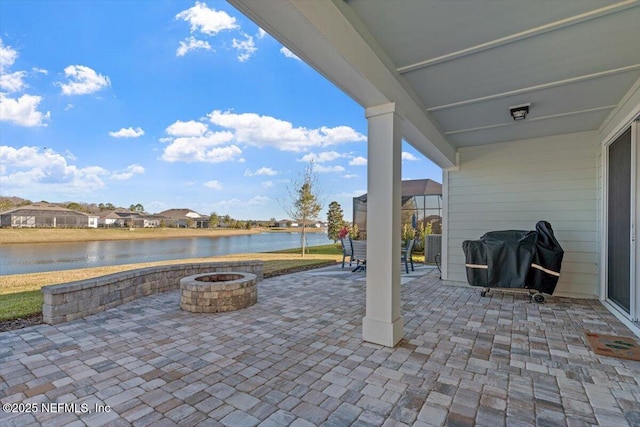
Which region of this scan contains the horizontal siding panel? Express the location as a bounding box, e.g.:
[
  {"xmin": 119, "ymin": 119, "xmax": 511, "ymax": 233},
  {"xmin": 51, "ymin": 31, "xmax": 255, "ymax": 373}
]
[
  {"xmin": 449, "ymin": 189, "xmax": 595, "ymax": 204},
  {"xmin": 449, "ymin": 179, "xmax": 595, "ymax": 196},
  {"xmin": 446, "ymin": 132, "xmax": 599, "ymax": 298},
  {"xmin": 456, "ymin": 156, "xmax": 597, "ymax": 174},
  {"xmin": 446, "ymin": 200, "xmax": 596, "ymax": 213},
  {"xmin": 449, "ymin": 210, "xmax": 595, "ymax": 223},
  {"xmin": 448, "ymin": 167, "xmax": 596, "ymax": 187}
]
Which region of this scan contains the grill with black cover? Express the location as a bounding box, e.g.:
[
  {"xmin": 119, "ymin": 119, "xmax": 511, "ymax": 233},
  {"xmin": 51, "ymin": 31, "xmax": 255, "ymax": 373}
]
[{"xmin": 462, "ymin": 221, "xmax": 564, "ymax": 302}]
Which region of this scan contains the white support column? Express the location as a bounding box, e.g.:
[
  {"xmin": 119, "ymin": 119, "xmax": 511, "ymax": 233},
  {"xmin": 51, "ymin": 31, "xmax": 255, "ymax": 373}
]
[{"xmin": 362, "ymin": 102, "xmax": 404, "ymax": 347}]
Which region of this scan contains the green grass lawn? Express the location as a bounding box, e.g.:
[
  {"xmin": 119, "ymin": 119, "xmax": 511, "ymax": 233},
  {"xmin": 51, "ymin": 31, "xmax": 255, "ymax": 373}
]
[{"xmin": 0, "ymin": 291, "xmax": 43, "ymax": 321}]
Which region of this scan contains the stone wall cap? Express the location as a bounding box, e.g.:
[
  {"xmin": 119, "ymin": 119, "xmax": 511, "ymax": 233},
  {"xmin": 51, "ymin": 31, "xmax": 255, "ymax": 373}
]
[{"xmin": 42, "ymin": 260, "xmax": 263, "ymax": 294}]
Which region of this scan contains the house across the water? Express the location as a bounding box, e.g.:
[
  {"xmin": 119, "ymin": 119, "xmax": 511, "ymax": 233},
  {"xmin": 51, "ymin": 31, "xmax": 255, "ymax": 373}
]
[
  {"xmin": 0, "ymin": 203, "xmax": 98, "ymax": 228},
  {"xmin": 157, "ymin": 209, "xmax": 210, "ymax": 228}
]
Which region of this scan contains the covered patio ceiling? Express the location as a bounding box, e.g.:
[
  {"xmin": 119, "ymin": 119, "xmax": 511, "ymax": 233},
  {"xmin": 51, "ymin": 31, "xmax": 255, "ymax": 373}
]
[{"xmin": 229, "ymin": 0, "xmax": 640, "ymax": 165}]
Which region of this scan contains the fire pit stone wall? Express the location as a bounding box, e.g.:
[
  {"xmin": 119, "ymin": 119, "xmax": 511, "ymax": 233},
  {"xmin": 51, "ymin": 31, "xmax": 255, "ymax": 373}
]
[
  {"xmin": 41, "ymin": 261, "xmax": 263, "ymax": 324},
  {"xmin": 180, "ymin": 272, "xmax": 258, "ymax": 313}
]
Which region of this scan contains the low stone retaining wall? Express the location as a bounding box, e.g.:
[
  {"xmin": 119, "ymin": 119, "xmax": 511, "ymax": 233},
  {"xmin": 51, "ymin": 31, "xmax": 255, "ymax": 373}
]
[
  {"xmin": 41, "ymin": 261, "xmax": 263, "ymax": 325},
  {"xmin": 180, "ymin": 272, "xmax": 258, "ymax": 313}
]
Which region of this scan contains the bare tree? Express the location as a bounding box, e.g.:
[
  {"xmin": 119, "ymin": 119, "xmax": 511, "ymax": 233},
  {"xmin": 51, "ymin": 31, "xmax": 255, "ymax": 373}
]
[{"xmin": 281, "ymin": 163, "xmax": 323, "ymax": 257}]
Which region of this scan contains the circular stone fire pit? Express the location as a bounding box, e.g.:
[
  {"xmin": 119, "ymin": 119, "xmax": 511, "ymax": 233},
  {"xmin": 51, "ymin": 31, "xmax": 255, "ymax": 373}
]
[{"xmin": 180, "ymin": 272, "xmax": 257, "ymax": 313}]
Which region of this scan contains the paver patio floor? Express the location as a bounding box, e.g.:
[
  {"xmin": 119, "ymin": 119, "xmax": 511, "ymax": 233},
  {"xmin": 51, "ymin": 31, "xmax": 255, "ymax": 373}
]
[{"xmin": 1, "ymin": 266, "xmax": 640, "ymax": 426}]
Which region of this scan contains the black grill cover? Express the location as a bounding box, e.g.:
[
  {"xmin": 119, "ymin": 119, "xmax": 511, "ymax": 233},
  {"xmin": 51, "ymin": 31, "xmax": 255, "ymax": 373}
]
[
  {"xmin": 462, "ymin": 221, "xmax": 564, "ymax": 294},
  {"xmin": 526, "ymin": 221, "xmax": 564, "ymax": 294}
]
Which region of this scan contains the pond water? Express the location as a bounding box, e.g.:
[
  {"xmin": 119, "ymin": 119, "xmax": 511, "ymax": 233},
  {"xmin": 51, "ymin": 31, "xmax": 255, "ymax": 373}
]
[{"xmin": 0, "ymin": 232, "xmax": 330, "ymax": 276}]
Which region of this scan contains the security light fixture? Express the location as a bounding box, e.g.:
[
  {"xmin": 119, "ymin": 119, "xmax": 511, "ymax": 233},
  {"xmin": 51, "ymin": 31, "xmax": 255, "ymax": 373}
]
[{"xmin": 509, "ymin": 103, "xmax": 530, "ymax": 121}]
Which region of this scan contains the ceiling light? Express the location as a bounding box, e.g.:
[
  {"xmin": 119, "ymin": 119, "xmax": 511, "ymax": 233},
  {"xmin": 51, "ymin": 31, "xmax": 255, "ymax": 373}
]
[{"xmin": 509, "ymin": 103, "xmax": 530, "ymax": 121}]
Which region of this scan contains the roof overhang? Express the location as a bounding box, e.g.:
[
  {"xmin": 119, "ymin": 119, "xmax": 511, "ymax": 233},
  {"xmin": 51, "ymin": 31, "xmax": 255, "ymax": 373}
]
[
  {"xmin": 229, "ymin": 0, "xmax": 457, "ymax": 168},
  {"xmin": 229, "ymin": 0, "xmax": 640, "ymax": 168}
]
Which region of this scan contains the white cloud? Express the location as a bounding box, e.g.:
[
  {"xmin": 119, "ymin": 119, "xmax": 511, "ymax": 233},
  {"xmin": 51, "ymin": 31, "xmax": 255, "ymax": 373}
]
[
  {"xmin": 402, "ymin": 152, "xmax": 419, "ymax": 161},
  {"xmin": 64, "ymin": 104, "xmax": 74, "ymax": 111},
  {"xmin": 175, "ymin": 3, "xmax": 257, "ymax": 63},
  {"xmin": 343, "ymin": 174, "xmax": 358, "ymax": 179},
  {"xmin": 232, "ymin": 33, "xmax": 256, "ymax": 62},
  {"xmin": 0, "ymin": 40, "xmax": 27, "ymax": 92},
  {"xmin": 166, "ymin": 120, "xmax": 208, "ymax": 136},
  {"xmin": 0, "ymin": 146, "xmax": 109, "ymax": 193},
  {"xmin": 298, "ymin": 151, "xmax": 342, "ymax": 163},
  {"xmin": 0, "ymin": 38, "xmax": 18, "ymax": 73},
  {"xmin": 280, "ymin": 46, "xmax": 301, "ymax": 61},
  {"xmin": 64, "ymin": 150, "xmax": 77, "ymax": 161},
  {"xmin": 204, "ymin": 180, "xmax": 223, "ymax": 190},
  {"xmin": 58, "ymin": 65, "xmax": 110, "ymax": 95},
  {"xmin": 261, "ymin": 180, "xmax": 274, "ymax": 188},
  {"xmin": 0, "ymin": 71, "xmax": 27, "ymax": 92},
  {"xmin": 176, "ymin": 1, "xmax": 238, "ymax": 35},
  {"xmin": 207, "ymin": 110, "xmax": 366, "ymax": 152},
  {"xmin": 162, "ymin": 140, "xmax": 241, "ymax": 163},
  {"xmin": 0, "ymin": 41, "xmax": 48, "ymax": 93},
  {"xmin": 0, "ymin": 40, "xmax": 50, "ymax": 126},
  {"xmin": 314, "ymin": 165, "xmax": 345, "ymax": 173},
  {"xmin": 176, "ymin": 36, "xmax": 212, "ymax": 57},
  {"xmin": 244, "ymin": 167, "xmax": 278, "ymax": 177},
  {"xmin": 161, "ymin": 118, "xmax": 241, "ymax": 163},
  {"xmin": 161, "ymin": 129, "xmax": 236, "ymax": 163},
  {"xmin": 349, "ymin": 156, "xmax": 367, "ymax": 166},
  {"xmin": 109, "ymin": 127, "xmax": 145, "ymax": 138},
  {"xmin": 320, "ymin": 126, "xmax": 365, "ymax": 144},
  {"xmin": 111, "ymin": 164, "xmax": 145, "ymax": 180},
  {"xmin": 0, "ymin": 93, "xmax": 50, "ymax": 127}
]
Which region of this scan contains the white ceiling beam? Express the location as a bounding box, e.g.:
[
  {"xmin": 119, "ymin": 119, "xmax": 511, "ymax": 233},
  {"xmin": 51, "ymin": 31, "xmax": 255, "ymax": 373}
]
[
  {"xmin": 427, "ymin": 64, "xmax": 640, "ymax": 112},
  {"xmin": 228, "ymin": 0, "xmax": 457, "ymax": 168},
  {"xmin": 444, "ymin": 105, "xmax": 617, "ymax": 135},
  {"xmin": 397, "ymin": 0, "xmax": 640, "ymax": 75}
]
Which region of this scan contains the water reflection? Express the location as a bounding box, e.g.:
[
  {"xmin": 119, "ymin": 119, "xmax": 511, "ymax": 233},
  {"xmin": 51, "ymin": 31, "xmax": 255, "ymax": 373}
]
[{"xmin": 0, "ymin": 232, "xmax": 330, "ymax": 275}]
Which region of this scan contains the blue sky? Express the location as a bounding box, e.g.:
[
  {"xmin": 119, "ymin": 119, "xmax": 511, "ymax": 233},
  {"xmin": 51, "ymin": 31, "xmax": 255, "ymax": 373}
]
[{"xmin": 0, "ymin": 0, "xmax": 441, "ymax": 220}]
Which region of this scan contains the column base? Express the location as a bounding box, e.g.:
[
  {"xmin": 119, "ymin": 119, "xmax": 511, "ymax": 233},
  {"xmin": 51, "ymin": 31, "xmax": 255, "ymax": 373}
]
[{"xmin": 362, "ymin": 316, "xmax": 404, "ymax": 347}]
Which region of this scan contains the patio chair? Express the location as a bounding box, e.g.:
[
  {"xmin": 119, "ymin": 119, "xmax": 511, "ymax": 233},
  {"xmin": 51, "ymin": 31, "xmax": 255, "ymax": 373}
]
[
  {"xmin": 401, "ymin": 238, "xmax": 415, "ymax": 274},
  {"xmin": 351, "ymin": 240, "xmax": 367, "ymax": 272},
  {"xmin": 340, "ymin": 236, "xmax": 354, "ymax": 268}
]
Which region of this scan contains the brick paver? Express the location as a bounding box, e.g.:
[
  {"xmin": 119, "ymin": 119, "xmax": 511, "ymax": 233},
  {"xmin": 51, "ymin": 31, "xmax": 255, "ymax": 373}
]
[{"xmin": 1, "ymin": 265, "xmax": 640, "ymax": 426}]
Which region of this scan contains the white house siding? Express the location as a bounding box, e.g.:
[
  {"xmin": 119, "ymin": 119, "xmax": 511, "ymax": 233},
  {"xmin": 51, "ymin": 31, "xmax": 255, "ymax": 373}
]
[{"xmin": 445, "ymin": 131, "xmax": 600, "ymax": 298}]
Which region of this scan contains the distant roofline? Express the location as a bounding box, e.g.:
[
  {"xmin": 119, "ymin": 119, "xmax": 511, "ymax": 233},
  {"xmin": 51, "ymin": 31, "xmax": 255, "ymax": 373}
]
[{"xmin": 0, "ymin": 203, "xmax": 91, "ymax": 216}]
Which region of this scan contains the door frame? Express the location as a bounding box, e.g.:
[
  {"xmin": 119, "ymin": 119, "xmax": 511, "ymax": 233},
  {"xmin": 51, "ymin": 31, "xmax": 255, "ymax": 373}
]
[{"xmin": 601, "ymin": 113, "xmax": 640, "ymax": 326}]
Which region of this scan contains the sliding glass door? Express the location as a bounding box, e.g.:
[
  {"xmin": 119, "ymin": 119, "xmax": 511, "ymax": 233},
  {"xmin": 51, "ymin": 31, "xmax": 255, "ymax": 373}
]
[{"xmin": 607, "ymin": 128, "xmax": 632, "ymax": 313}]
